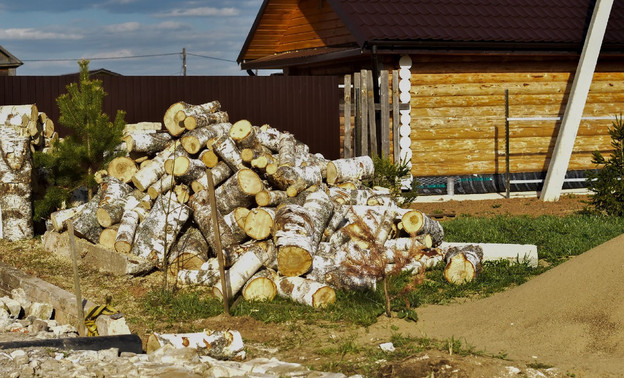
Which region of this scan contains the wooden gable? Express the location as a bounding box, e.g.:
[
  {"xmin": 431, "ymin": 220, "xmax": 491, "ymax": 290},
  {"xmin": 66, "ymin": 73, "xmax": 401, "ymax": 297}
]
[{"xmin": 240, "ymin": 0, "xmax": 355, "ymax": 62}]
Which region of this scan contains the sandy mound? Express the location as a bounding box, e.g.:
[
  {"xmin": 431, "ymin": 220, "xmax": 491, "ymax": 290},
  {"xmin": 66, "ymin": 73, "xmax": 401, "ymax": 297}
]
[{"xmin": 412, "ymin": 234, "xmax": 624, "ymax": 376}]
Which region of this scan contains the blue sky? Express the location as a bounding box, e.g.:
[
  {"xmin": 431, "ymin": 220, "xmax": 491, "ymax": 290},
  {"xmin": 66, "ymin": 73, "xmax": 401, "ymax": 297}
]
[{"xmin": 0, "ymin": 0, "xmax": 267, "ymax": 76}]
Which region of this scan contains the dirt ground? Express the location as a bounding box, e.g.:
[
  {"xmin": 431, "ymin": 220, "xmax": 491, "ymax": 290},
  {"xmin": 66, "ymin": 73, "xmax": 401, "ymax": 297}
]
[{"xmin": 3, "ymin": 193, "xmax": 620, "ymax": 377}]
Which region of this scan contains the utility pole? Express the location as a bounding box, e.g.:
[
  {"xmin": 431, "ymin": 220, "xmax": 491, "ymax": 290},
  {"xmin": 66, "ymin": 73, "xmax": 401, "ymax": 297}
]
[{"xmin": 182, "ymin": 48, "xmax": 187, "ymax": 76}]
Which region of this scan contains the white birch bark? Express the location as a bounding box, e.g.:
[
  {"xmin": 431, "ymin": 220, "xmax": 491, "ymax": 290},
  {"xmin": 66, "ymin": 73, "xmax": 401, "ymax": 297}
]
[
  {"xmin": 326, "ymin": 156, "xmax": 375, "ymax": 185},
  {"xmin": 276, "ymin": 276, "xmax": 336, "ymax": 308}
]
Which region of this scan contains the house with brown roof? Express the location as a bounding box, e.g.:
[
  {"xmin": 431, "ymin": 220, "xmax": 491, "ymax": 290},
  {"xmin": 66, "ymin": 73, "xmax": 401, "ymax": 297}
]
[
  {"xmin": 0, "ymin": 45, "xmax": 22, "ymax": 76},
  {"xmin": 238, "ymin": 0, "xmax": 624, "ymax": 195}
]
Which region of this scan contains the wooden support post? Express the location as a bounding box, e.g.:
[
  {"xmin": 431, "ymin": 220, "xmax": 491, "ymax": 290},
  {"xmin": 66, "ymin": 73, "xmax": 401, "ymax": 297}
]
[
  {"xmin": 206, "ymin": 170, "xmax": 230, "ymax": 315},
  {"xmin": 540, "ymin": 0, "xmax": 614, "ymax": 202},
  {"xmin": 67, "ymin": 221, "xmax": 85, "ymax": 337},
  {"xmin": 353, "ymin": 72, "xmax": 362, "ymax": 156},
  {"xmin": 359, "ymin": 70, "xmax": 369, "ymax": 156},
  {"xmin": 505, "ymin": 89, "xmax": 510, "ymax": 199},
  {"xmin": 366, "ymin": 70, "xmax": 377, "ymax": 156},
  {"xmin": 392, "ymin": 70, "xmax": 400, "ymax": 163},
  {"xmin": 343, "ymin": 75, "xmax": 353, "ymax": 158},
  {"xmin": 380, "ymin": 70, "xmax": 390, "ymax": 158}
]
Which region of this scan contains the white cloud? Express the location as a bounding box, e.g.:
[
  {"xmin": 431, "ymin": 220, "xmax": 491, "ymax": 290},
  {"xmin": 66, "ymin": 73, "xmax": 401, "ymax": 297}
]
[
  {"xmin": 104, "ymin": 22, "xmax": 141, "ymax": 33},
  {"xmin": 0, "ymin": 28, "xmax": 83, "ymax": 40},
  {"xmin": 161, "ymin": 7, "xmax": 239, "ymax": 17},
  {"xmin": 156, "ymin": 21, "xmax": 187, "ymax": 30}
]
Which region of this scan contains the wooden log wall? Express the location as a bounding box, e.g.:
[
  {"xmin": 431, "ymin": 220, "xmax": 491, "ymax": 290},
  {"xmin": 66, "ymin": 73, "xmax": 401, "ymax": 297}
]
[{"xmin": 407, "ymin": 56, "xmax": 624, "ymax": 177}]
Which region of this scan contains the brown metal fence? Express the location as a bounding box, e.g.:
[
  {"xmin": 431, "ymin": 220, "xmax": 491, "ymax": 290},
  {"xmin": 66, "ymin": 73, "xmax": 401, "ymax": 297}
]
[{"xmin": 0, "ymin": 75, "xmax": 341, "ymax": 159}]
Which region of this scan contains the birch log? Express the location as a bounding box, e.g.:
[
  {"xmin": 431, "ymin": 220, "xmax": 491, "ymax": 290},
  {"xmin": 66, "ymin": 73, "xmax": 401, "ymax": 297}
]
[
  {"xmin": 146, "ymin": 329, "xmax": 245, "ymax": 360},
  {"xmin": 168, "ymin": 226, "xmax": 209, "ymax": 274},
  {"xmin": 243, "ymin": 207, "xmax": 275, "ymax": 241},
  {"xmin": 0, "ymin": 105, "xmax": 38, "ymax": 127},
  {"xmin": 130, "ymin": 192, "xmax": 190, "ymax": 265},
  {"xmin": 273, "ymin": 204, "xmax": 317, "ymax": 277},
  {"xmin": 212, "ymin": 244, "xmax": 270, "ymax": 300},
  {"xmin": 114, "ymin": 207, "xmax": 141, "ymax": 254},
  {"xmin": 444, "ymin": 245, "xmax": 484, "ymax": 284},
  {"xmin": 163, "ymin": 102, "xmax": 189, "ymax": 136},
  {"xmin": 222, "ymin": 207, "xmax": 250, "ymax": 244},
  {"xmin": 276, "ymin": 276, "xmax": 336, "ymax": 308},
  {"xmin": 49, "ymin": 203, "xmax": 87, "ymax": 232},
  {"xmin": 242, "ymin": 268, "xmax": 278, "ymax": 301},
  {"xmin": 213, "ymin": 135, "xmax": 244, "ymax": 171},
  {"xmin": 147, "ymin": 173, "xmax": 175, "ymax": 200},
  {"xmin": 399, "ymin": 209, "xmax": 444, "ymax": 246},
  {"xmin": 180, "ymin": 122, "xmax": 230, "ymax": 154},
  {"xmin": 326, "ymin": 156, "xmax": 374, "ymax": 185},
  {"xmin": 191, "ymin": 161, "xmax": 232, "ymax": 193},
  {"xmin": 107, "ymin": 156, "xmax": 137, "ymax": 184},
  {"xmin": 229, "ymin": 119, "xmax": 258, "ymax": 149},
  {"xmin": 183, "ymin": 110, "xmax": 228, "ymax": 130},
  {"xmin": 96, "ymin": 177, "xmax": 134, "ymax": 228},
  {"xmin": 98, "ymin": 224, "xmax": 119, "ymax": 250},
  {"xmin": 177, "ymin": 258, "xmax": 220, "ymax": 286},
  {"xmin": 214, "ymin": 168, "xmax": 263, "ymax": 215},
  {"xmin": 0, "ymin": 129, "xmax": 33, "ymax": 240},
  {"xmin": 123, "ymin": 132, "xmax": 173, "ymax": 155},
  {"xmin": 71, "ymin": 192, "xmax": 103, "ymax": 244},
  {"xmin": 255, "ymin": 124, "xmax": 283, "ymax": 151},
  {"xmin": 188, "ymin": 189, "xmax": 239, "ymax": 252},
  {"xmin": 131, "ymin": 142, "xmax": 178, "ymax": 191},
  {"xmin": 255, "ymin": 190, "xmax": 287, "ymax": 207}
]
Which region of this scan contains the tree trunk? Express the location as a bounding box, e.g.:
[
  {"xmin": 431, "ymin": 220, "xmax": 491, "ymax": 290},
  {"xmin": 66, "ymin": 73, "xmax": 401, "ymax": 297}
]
[
  {"xmin": 326, "ymin": 156, "xmax": 375, "ymax": 186},
  {"xmin": 114, "ymin": 207, "xmax": 141, "ymax": 254},
  {"xmin": 213, "ymin": 168, "xmax": 263, "ymax": 215},
  {"xmin": 273, "ymin": 204, "xmax": 317, "ymax": 277},
  {"xmin": 106, "ymin": 156, "xmax": 138, "ymax": 184},
  {"xmin": 243, "ymin": 207, "xmax": 275, "ymax": 241},
  {"xmin": 276, "ymin": 276, "xmax": 336, "ymax": 308},
  {"xmin": 130, "ymin": 192, "xmax": 190, "ymax": 265},
  {"xmin": 146, "ymin": 329, "xmax": 244, "ymax": 360},
  {"xmin": 242, "ymin": 268, "xmax": 278, "ymax": 301},
  {"xmin": 168, "ymin": 226, "xmax": 209, "ymax": 274},
  {"xmin": 443, "ymin": 245, "xmax": 484, "ymax": 284},
  {"xmin": 0, "ymin": 129, "xmax": 33, "ymax": 241},
  {"xmin": 96, "ymin": 177, "xmax": 134, "ymax": 228},
  {"xmin": 123, "ymin": 132, "xmax": 173, "ymax": 155}
]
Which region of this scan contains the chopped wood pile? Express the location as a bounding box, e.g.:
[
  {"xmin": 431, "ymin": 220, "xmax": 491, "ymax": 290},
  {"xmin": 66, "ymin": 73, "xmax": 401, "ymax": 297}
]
[
  {"xmin": 0, "ymin": 104, "xmax": 57, "ymax": 241},
  {"xmin": 47, "ymin": 100, "xmax": 452, "ymax": 308}
]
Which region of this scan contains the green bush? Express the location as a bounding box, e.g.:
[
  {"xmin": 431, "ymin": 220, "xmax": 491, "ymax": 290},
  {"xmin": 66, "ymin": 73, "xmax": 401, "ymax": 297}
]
[
  {"xmin": 586, "ymin": 114, "xmax": 624, "ymax": 216},
  {"xmin": 368, "ymin": 154, "xmax": 419, "ymax": 206}
]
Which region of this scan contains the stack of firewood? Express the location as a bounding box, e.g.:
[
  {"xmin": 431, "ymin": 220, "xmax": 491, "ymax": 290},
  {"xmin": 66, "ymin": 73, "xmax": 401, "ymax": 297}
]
[
  {"xmin": 48, "ymin": 100, "xmax": 451, "ymax": 308},
  {"xmin": 0, "ymin": 104, "xmax": 58, "ymax": 241}
]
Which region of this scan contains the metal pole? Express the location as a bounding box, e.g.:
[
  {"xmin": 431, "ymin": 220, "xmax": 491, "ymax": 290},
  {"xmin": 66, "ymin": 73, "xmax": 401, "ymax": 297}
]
[
  {"xmin": 182, "ymin": 48, "xmax": 187, "ymax": 76},
  {"xmin": 505, "ymin": 89, "xmax": 510, "ymax": 199}
]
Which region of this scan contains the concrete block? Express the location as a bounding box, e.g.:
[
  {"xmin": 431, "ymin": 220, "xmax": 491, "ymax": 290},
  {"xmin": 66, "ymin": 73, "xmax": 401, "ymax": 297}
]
[
  {"xmin": 42, "ymin": 230, "xmax": 155, "ymax": 276},
  {"xmin": 95, "ymin": 315, "xmax": 131, "ymax": 336},
  {"xmin": 440, "ymin": 242, "xmax": 538, "ymax": 268}
]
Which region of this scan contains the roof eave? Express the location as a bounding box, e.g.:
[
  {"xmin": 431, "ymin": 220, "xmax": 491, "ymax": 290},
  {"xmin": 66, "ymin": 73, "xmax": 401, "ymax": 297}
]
[
  {"xmin": 237, "ymin": 0, "xmax": 272, "ymax": 64},
  {"xmin": 240, "ymin": 47, "xmax": 363, "ymax": 70}
]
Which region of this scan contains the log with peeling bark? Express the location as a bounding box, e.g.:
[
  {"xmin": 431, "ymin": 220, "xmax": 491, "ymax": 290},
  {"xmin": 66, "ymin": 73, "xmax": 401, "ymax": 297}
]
[
  {"xmin": 147, "ymin": 173, "xmax": 175, "ymax": 200},
  {"xmin": 0, "ymin": 129, "xmax": 34, "ymax": 240},
  {"xmin": 131, "ymin": 142, "xmax": 178, "ymax": 191},
  {"xmin": 254, "ymin": 124, "xmax": 283, "ymax": 151},
  {"xmin": 398, "ymin": 209, "xmax": 444, "ymax": 246},
  {"xmin": 146, "ymin": 329, "xmax": 245, "ymax": 360},
  {"xmin": 213, "ymin": 135, "xmax": 244, "ymax": 171},
  {"xmin": 222, "ymin": 207, "xmax": 250, "ymax": 244},
  {"xmin": 168, "ymin": 226, "xmax": 209, "ymax": 274},
  {"xmin": 114, "ymin": 206, "xmax": 141, "ymax": 254},
  {"xmin": 177, "ymin": 258, "xmax": 220, "ymax": 286},
  {"xmin": 107, "ymin": 156, "xmax": 138, "ymax": 184},
  {"xmin": 0, "ymin": 105, "xmax": 38, "ymax": 127},
  {"xmin": 277, "ymin": 133, "xmax": 296, "ymax": 167},
  {"xmin": 242, "ymin": 268, "xmax": 278, "ymax": 301},
  {"xmin": 180, "ymin": 122, "xmax": 231, "ymax": 154},
  {"xmin": 188, "ymin": 189, "xmax": 239, "ymax": 252},
  {"xmin": 71, "ymin": 192, "xmax": 103, "ymax": 244},
  {"xmin": 130, "ymin": 192, "xmax": 190, "ymax": 264},
  {"xmin": 96, "ymin": 177, "xmax": 134, "ymax": 228},
  {"xmin": 443, "ymin": 245, "xmax": 484, "ymax": 284},
  {"xmin": 308, "ymin": 250, "xmax": 377, "ymax": 291},
  {"xmin": 213, "ymin": 168, "xmax": 263, "ymax": 215},
  {"xmin": 326, "ymin": 156, "xmax": 375, "ymax": 186},
  {"xmin": 190, "ymin": 161, "xmax": 232, "ymax": 193},
  {"xmin": 243, "ymin": 206, "xmax": 275, "ymax": 241},
  {"xmin": 49, "ymin": 203, "xmax": 87, "ymax": 233},
  {"xmin": 123, "ymin": 132, "xmax": 173, "ymax": 156},
  {"xmin": 212, "ymin": 242, "xmax": 271, "ymax": 300},
  {"xmin": 273, "ymin": 204, "xmax": 317, "ymax": 277},
  {"xmin": 276, "ymin": 276, "xmax": 336, "ymax": 308}
]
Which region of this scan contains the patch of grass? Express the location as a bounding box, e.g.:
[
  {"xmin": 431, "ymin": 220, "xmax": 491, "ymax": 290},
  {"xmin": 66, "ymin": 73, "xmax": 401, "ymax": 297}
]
[
  {"xmin": 142, "ymin": 289, "xmax": 222, "ymax": 323},
  {"xmin": 527, "ymin": 361, "xmax": 554, "ymax": 369}
]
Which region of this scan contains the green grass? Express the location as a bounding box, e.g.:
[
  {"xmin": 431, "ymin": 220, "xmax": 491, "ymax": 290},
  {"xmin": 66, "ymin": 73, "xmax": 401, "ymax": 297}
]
[{"xmin": 142, "ymin": 214, "xmax": 624, "ymax": 327}]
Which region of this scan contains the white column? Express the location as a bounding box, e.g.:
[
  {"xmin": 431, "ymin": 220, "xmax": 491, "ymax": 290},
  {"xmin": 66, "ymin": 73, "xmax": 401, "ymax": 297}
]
[
  {"xmin": 540, "ymin": 0, "xmax": 614, "ymax": 201},
  {"xmin": 398, "ymin": 55, "xmax": 413, "ymax": 188}
]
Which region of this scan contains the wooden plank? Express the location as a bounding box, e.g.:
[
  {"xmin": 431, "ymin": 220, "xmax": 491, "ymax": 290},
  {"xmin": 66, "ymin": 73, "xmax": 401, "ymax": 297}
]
[
  {"xmin": 354, "ymin": 72, "xmax": 362, "ymax": 156},
  {"xmin": 359, "ymin": 70, "xmax": 369, "ymax": 156},
  {"xmin": 380, "ymin": 70, "xmax": 390, "ymax": 157},
  {"xmin": 392, "ymin": 70, "xmax": 401, "ymax": 163},
  {"xmin": 367, "ymin": 69, "xmax": 378, "ymax": 156},
  {"xmin": 343, "ymin": 74, "xmax": 352, "ymax": 158}
]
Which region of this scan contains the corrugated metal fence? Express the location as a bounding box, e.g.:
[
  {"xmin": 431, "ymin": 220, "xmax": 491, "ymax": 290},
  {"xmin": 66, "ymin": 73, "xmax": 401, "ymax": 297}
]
[{"xmin": 0, "ymin": 75, "xmax": 341, "ymax": 159}]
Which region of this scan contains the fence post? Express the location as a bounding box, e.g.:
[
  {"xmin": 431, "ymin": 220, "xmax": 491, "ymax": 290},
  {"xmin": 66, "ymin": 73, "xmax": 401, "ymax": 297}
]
[
  {"xmin": 392, "ymin": 70, "xmax": 400, "ymax": 163},
  {"xmin": 505, "ymin": 89, "xmax": 511, "ymax": 199},
  {"xmin": 354, "ymin": 72, "xmax": 362, "ymax": 156},
  {"xmin": 366, "ymin": 70, "xmax": 377, "ymax": 156},
  {"xmin": 380, "ymin": 70, "xmax": 390, "ymax": 158},
  {"xmin": 359, "ymin": 70, "xmax": 369, "ymax": 156},
  {"xmin": 343, "ymin": 75, "xmax": 352, "ymax": 158}
]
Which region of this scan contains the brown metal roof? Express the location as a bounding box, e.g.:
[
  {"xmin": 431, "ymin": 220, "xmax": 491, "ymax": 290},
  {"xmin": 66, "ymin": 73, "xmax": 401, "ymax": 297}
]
[{"xmin": 328, "ymin": 0, "xmax": 624, "ymax": 48}]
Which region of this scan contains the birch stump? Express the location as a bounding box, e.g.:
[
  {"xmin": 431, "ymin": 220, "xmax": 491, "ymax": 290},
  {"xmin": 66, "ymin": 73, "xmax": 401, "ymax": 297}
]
[{"xmin": 0, "ymin": 129, "xmax": 33, "ymax": 240}]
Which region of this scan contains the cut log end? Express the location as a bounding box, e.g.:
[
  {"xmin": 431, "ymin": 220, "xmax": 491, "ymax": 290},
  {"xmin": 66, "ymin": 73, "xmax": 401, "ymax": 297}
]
[
  {"xmin": 444, "ymin": 254, "xmax": 477, "ymax": 284},
  {"xmin": 312, "ymin": 286, "xmax": 336, "ymax": 308},
  {"xmin": 242, "ymin": 277, "xmax": 277, "ymax": 302},
  {"xmin": 277, "ymin": 246, "xmax": 312, "ymax": 277}
]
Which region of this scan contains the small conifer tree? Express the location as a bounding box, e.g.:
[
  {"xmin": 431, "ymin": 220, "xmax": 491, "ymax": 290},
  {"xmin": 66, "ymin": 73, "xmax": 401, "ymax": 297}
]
[
  {"xmin": 33, "ymin": 60, "xmax": 126, "ymax": 221},
  {"xmin": 586, "ymin": 114, "xmax": 624, "ymax": 216}
]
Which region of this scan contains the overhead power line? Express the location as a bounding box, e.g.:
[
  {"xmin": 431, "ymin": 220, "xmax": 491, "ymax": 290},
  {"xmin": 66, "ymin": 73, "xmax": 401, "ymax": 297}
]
[{"xmin": 21, "ymin": 50, "xmax": 235, "ymax": 63}]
